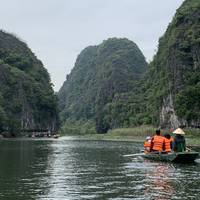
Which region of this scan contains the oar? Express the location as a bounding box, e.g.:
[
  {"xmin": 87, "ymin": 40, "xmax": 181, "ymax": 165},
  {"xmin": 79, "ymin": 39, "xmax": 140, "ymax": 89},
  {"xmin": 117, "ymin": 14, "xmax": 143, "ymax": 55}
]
[{"xmin": 123, "ymin": 153, "xmax": 144, "ymax": 157}]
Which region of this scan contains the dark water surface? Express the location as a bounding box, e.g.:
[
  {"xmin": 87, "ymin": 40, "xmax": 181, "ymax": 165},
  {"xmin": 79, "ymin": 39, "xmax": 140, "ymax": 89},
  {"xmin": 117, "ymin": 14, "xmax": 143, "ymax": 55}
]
[{"xmin": 0, "ymin": 137, "xmax": 200, "ymax": 200}]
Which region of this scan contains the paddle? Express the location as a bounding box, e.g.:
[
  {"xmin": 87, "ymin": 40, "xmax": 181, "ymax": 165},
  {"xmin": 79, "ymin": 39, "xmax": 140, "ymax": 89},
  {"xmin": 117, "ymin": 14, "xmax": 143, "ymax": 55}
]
[{"xmin": 123, "ymin": 153, "xmax": 144, "ymax": 157}]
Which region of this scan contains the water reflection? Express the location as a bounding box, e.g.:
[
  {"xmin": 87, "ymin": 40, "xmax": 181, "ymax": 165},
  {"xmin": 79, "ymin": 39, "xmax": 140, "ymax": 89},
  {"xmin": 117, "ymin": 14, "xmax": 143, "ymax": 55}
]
[
  {"xmin": 0, "ymin": 138, "xmax": 200, "ymax": 200},
  {"xmin": 41, "ymin": 140, "xmax": 138, "ymax": 199},
  {"xmin": 0, "ymin": 139, "xmax": 53, "ymax": 200},
  {"xmin": 144, "ymin": 162, "xmax": 175, "ymax": 200},
  {"xmin": 130, "ymin": 160, "xmax": 200, "ymax": 200},
  {"xmin": 39, "ymin": 141, "xmax": 79, "ymax": 199}
]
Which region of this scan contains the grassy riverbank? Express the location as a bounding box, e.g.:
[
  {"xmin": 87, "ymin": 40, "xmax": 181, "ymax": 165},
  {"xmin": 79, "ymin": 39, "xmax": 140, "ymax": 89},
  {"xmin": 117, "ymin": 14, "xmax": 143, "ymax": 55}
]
[
  {"xmin": 71, "ymin": 126, "xmax": 200, "ymax": 146},
  {"xmin": 184, "ymin": 128, "xmax": 200, "ymax": 147},
  {"xmin": 60, "ymin": 125, "xmax": 154, "ymax": 142},
  {"xmin": 82, "ymin": 126, "xmax": 155, "ymax": 142}
]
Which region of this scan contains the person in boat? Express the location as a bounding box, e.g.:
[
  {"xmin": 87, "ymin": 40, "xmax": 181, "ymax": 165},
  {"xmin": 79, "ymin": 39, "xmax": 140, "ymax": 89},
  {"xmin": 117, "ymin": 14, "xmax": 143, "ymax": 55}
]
[
  {"xmin": 172, "ymin": 128, "xmax": 186, "ymax": 152},
  {"xmin": 150, "ymin": 129, "xmax": 165, "ymax": 152},
  {"xmin": 144, "ymin": 136, "xmax": 151, "ymax": 153},
  {"xmin": 164, "ymin": 133, "xmax": 174, "ymax": 153}
]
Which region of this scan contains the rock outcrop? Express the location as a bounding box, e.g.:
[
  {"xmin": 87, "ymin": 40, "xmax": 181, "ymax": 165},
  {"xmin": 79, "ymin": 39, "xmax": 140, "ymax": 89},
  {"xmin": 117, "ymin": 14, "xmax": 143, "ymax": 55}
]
[{"xmin": 147, "ymin": 0, "xmax": 200, "ymax": 128}]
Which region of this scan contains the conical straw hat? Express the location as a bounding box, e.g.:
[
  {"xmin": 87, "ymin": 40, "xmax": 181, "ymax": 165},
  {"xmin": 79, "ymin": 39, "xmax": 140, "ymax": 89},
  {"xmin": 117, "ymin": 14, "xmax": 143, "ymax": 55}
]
[{"xmin": 173, "ymin": 128, "xmax": 185, "ymax": 135}]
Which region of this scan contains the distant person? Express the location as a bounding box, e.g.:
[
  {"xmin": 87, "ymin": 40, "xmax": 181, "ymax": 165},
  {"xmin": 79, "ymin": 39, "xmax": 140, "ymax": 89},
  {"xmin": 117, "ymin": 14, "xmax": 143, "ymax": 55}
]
[
  {"xmin": 144, "ymin": 136, "xmax": 151, "ymax": 153},
  {"xmin": 164, "ymin": 133, "xmax": 174, "ymax": 153},
  {"xmin": 150, "ymin": 129, "xmax": 165, "ymax": 152},
  {"xmin": 172, "ymin": 128, "xmax": 186, "ymax": 152}
]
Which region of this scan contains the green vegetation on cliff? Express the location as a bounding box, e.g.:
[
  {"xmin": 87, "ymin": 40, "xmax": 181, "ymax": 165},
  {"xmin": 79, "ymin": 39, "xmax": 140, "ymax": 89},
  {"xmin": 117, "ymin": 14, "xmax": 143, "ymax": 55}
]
[
  {"xmin": 59, "ymin": 0, "xmax": 200, "ymax": 134},
  {"xmin": 146, "ymin": 0, "xmax": 200, "ymax": 128},
  {"xmin": 0, "ymin": 30, "xmax": 58, "ymax": 135},
  {"xmin": 59, "ymin": 38, "xmax": 148, "ymax": 133}
]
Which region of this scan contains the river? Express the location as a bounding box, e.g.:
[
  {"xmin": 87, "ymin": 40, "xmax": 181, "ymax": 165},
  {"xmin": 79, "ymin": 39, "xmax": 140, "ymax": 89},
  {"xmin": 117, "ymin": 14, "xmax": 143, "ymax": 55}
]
[{"xmin": 0, "ymin": 137, "xmax": 200, "ymax": 200}]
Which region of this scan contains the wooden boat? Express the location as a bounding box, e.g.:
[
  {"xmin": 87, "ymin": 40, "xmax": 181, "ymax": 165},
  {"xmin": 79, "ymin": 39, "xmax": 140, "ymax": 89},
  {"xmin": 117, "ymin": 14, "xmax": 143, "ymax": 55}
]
[{"xmin": 142, "ymin": 151, "xmax": 199, "ymax": 163}]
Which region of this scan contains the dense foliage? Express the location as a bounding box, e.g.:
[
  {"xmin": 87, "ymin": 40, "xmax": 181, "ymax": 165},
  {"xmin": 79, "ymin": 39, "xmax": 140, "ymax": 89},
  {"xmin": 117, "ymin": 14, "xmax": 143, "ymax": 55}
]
[
  {"xmin": 145, "ymin": 0, "xmax": 200, "ymax": 128},
  {"xmin": 59, "ymin": 0, "xmax": 200, "ymax": 133},
  {"xmin": 59, "ymin": 38, "xmax": 148, "ymax": 133},
  {"xmin": 0, "ymin": 30, "xmax": 58, "ymax": 135}
]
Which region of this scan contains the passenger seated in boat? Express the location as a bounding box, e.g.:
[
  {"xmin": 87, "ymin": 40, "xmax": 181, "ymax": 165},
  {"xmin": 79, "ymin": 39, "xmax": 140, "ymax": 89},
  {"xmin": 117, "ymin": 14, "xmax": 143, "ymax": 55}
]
[
  {"xmin": 144, "ymin": 136, "xmax": 151, "ymax": 153},
  {"xmin": 172, "ymin": 128, "xmax": 186, "ymax": 152},
  {"xmin": 164, "ymin": 133, "xmax": 174, "ymax": 153},
  {"xmin": 150, "ymin": 129, "xmax": 165, "ymax": 153}
]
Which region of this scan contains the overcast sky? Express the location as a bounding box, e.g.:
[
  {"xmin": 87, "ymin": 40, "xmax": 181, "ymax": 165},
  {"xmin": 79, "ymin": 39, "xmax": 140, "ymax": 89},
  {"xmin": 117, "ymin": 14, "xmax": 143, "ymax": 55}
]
[{"xmin": 0, "ymin": 0, "xmax": 184, "ymax": 91}]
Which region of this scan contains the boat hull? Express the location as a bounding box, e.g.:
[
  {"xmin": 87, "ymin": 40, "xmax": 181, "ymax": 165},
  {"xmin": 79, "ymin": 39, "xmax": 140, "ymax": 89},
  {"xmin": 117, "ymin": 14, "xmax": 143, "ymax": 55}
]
[{"xmin": 142, "ymin": 152, "xmax": 199, "ymax": 163}]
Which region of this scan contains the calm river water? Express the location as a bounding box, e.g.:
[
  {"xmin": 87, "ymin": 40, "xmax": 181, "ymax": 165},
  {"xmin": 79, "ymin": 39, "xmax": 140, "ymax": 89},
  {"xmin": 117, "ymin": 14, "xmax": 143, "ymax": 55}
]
[{"xmin": 0, "ymin": 137, "xmax": 200, "ymax": 200}]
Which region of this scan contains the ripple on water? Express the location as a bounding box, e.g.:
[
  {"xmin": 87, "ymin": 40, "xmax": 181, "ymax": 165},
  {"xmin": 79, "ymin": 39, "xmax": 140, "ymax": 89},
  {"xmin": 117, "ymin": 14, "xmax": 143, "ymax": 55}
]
[{"xmin": 0, "ymin": 139, "xmax": 200, "ymax": 199}]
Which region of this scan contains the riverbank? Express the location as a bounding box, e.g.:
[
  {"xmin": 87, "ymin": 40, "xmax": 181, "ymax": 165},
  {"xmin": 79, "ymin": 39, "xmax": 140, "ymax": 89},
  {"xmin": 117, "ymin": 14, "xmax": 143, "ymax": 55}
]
[
  {"xmin": 72, "ymin": 126, "xmax": 200, "ymax": 147},
  {"xmin": 77, "ymin": 126, "xmax": 154, "ymax": 142},
  {"xmin": 77, "ymin": 134, "xmax": 200, "ymax": 147}
]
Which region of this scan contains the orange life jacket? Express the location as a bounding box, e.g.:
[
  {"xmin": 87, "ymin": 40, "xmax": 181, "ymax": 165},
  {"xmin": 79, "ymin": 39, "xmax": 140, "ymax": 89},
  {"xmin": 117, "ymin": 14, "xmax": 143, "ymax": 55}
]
[
  {"xmin": 144, "ymin": 140, "xmax": 151, "ymax": 152},
  {"xmin": 152, "ymin": 135, "xmax": 165, "ymax": 151},
  {"xmin": 144, "ymin": 140, "xmax": 151, "ymax": 151},
  {"xmin": 164, "ymin": 137, "xmax": 173, "ymax": 152},
  {"xmin": 144, "ymin": 141, "xmax": 151, "ymax": 148}
]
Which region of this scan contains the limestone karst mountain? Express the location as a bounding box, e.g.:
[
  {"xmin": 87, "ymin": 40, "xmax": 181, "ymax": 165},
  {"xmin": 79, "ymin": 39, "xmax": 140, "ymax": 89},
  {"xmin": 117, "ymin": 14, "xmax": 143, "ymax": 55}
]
[
  {"xmin": 146, "ymin": 0, "xmax": 200, "ymax": 128},
  {"xmin": 0, "ymin": 30, "xmax": 58, "ymax": 134},
  {"xmin": 58, "ymin": 38, "xmax": 147, "ymax": 133}
]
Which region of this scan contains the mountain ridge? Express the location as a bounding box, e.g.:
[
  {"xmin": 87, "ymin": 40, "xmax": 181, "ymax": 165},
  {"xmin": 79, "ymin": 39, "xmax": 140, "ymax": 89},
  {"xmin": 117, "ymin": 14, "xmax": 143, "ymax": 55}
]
[{"xmin": 58, "ymin": 38, "xmax": 148, "ymax": 133}]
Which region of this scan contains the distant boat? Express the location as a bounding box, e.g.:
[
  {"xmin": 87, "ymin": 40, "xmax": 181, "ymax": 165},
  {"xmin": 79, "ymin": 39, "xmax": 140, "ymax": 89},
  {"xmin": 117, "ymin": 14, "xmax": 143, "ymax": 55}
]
[{"xmin": 141, "ymin": 151, "xmax": 199, "ymax": 163}]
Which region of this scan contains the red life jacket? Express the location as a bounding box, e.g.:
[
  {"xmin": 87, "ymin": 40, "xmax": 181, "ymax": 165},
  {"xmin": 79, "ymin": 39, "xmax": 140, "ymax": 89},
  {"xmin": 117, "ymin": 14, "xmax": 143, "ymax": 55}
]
[{"xmin": 152, "ymin": 135, "xmax": 165, "ymax": 151}]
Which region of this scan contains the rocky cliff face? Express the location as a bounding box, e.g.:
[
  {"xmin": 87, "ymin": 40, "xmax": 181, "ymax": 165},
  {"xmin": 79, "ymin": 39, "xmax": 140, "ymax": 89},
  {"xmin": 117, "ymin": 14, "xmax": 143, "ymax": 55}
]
[
  {"xmin": 0, "ymin": 30, "xmax": 58, "ymax": 134},
  {"xmin": 59, "ymin": 0, "xmax": 200, "ymax": 132},
  {"xmin": 58, "ymin": 38, "xmax": 147, "ymax": 133},
  {"xmin": 148, "ymin": 0, "xmax": 200, "ymax": 128},
  {"xmin": 160, "ymin": 93, "xmax": 181, "ymax": 128}
]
